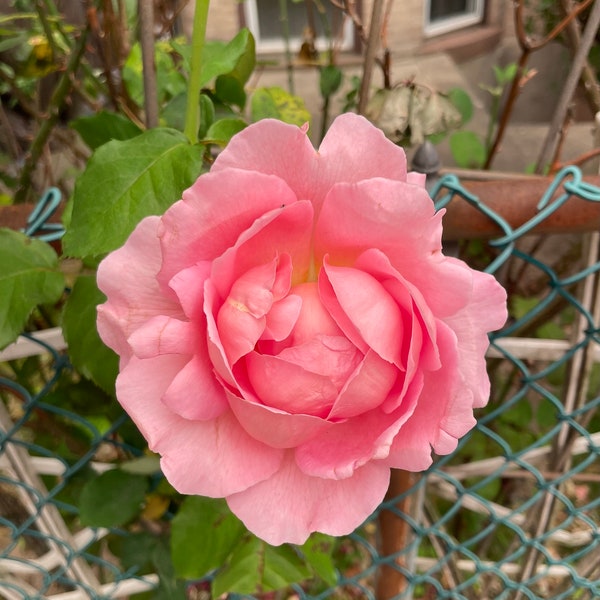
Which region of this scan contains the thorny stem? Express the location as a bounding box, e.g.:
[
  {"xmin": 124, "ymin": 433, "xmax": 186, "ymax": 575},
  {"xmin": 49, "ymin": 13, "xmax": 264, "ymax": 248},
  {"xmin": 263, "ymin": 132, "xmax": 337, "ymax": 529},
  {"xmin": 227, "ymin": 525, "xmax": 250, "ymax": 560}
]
[
  {"xmin": 14, "ymin": 21, "xmax": 90, "ymax": 204},
  {"xmin": 358, "ymin": 0, "xmax": 385, "ymax": 115},
  {"xmin": 35, "ymin": 0, "xmax": 58, "ymax": 62},
  {"xmin": 139, "ymin": 0, "xmax": 159, "ymax": 128},
  {"xmin": 184, "ymin": 0, "xmax": 210, "ymax": 144}
]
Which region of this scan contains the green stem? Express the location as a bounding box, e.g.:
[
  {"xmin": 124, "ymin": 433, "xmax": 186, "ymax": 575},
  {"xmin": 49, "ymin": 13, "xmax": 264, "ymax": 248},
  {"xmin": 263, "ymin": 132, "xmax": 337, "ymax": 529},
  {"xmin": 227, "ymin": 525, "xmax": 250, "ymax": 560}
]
[
  {"xmin": 184, "ymin": 0, "xmax": 210, "ymax": 144},
  {"xmin": 279, "ymin": 0, "xmax": 294, "ymax": 95}
]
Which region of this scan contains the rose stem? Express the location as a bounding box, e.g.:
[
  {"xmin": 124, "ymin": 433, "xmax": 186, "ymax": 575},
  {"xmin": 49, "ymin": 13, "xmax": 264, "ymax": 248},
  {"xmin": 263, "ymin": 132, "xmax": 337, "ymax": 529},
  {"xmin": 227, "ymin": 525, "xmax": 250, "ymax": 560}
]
[
  {"xmin": 183, "ymin": 0, "xmax": 210, "ymax": 144},
  {"xmin": 376, "ymin": 468, "xmax": 415, "ymax": 599}
]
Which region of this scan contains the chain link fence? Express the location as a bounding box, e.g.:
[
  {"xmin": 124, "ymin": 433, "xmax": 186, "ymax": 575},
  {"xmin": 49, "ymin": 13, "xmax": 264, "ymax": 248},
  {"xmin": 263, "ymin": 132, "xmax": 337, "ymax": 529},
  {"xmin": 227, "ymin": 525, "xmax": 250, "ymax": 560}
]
[{"xmin": 1, "ymin": 168, "xmax": 600, "ymax": 599}]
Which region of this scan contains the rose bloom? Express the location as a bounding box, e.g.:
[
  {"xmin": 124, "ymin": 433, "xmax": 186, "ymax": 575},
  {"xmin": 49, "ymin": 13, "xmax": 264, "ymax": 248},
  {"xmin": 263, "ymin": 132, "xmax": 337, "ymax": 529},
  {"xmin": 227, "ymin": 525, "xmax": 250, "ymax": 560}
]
[{"xmin": 97, "ymin": 114, "xmax": 507, "ymax": 546}]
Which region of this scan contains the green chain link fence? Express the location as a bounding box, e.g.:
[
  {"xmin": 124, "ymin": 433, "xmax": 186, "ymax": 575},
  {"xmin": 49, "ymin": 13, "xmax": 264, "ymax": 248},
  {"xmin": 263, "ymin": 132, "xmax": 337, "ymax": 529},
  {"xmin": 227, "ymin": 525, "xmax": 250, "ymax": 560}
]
[{"xmin": 1, "ymin": 167, "xmax": 600, "ymax": 599}]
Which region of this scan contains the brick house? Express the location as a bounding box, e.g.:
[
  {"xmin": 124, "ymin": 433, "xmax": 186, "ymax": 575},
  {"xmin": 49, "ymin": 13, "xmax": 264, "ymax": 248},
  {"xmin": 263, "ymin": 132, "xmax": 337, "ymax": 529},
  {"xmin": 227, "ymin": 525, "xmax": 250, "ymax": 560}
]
[{"xmin": 189, "ymin": 1, "xmax": 509, "ymax": 63}]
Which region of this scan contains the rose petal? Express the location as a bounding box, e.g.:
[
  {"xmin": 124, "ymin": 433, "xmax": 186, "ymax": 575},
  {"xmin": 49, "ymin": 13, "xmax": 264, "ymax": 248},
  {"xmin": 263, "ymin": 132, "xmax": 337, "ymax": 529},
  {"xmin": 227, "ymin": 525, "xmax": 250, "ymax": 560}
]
[
  {"xmin": 245, "ymin": 351, "xmax": 338, "ymax": 418},
  {"xmin": 162, "ymin": 354, "xmax": 228, "ymax": 420},
  {"xmin": 211, "ymin": 201, "xmax": 313, "ymax": 299},
  {"xmin": 160, "ymin": 409, "xmax": 284, "ymax": 498},
  {"xmin": 315, "ymin": 178, "xmax": 473, "ymax": 317},
  {"xmin": 117, "ymin": 357, "xmax": 283, "ymax": 497},
  {"xmin": 406, "ymin": 171, "xmax": 427, "ymax": 187},
  {"xmin": 127, "ymin": 315, "xmax": 198, "ymax": 359},
  {"xmin": 116, "ymin": 354, "xmax": 188, "ymax": 448},
  {"xmin": 226, "ymin": 389, "xmax": 332, "ymax": 448},
  {"xmin": 227, "ymin": 452, "xmax": 390, "ymax": 545},
  {"xmin": 329, "ymin": 349, "xmax": 398, "ymax": 419},
  {"xmin": 212, "ymin": 114, "xmax": 408, "ymax": 216},
  {"xmin": 97, "ymin": 216, "xmax": 181, "ymax": 363},
  {"xmin": 262, "ymin": 294, "xmax": 302, "ymax": 341},
  {"xmin": 385, "ymin": 321, "xmax": 473, "ymax": 471},
  {"xmin": 217, "ymin": 259, "xmax": 278, "ymax": 365},
  {"xmin": 288, "ymin": 282, "xmax": 342, "ymax": 345},
  {"xmin": 158, "ymin": 169, "xmax": 298, "ymax": 288},
  {"xmin": 442, "ymin": 259, "xmax": 507, "ymax": 408},
  {"xmin": 352, "ymin": 248, "xmax": 442, "ymax": 412},
  {"xmin": 168, "ymin": 262, "xmax": 211, "ymax": 321},
  {"xmin": 321, "ymin": 260, "xmax": 404, "ymax": 366},
  {"xmin": 204, "ymin": 279, "xmax": 237, "ymax": 387},
  {"xmin": 296, "ymin": 372, "xmax": 423, "ymax": 479}
]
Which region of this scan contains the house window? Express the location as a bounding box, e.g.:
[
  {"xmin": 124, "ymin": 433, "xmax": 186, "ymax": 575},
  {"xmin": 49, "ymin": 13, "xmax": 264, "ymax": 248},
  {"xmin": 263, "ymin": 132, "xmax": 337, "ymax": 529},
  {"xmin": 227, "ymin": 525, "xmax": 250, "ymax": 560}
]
[
  {"xmin": 243, "ymin": 0, "xmax": 355, "ymax": 54},
  {"xmin": 424, "ymin": 0, "xmax": 484, "ymax": 36}
]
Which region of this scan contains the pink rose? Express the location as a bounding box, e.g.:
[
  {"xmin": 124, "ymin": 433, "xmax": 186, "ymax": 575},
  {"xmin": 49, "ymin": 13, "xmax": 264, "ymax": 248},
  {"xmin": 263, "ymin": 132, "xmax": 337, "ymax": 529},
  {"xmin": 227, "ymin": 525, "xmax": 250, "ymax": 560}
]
[{"xmin": 97, "ymin": 114, "xmax": 507, "ymax": 546}]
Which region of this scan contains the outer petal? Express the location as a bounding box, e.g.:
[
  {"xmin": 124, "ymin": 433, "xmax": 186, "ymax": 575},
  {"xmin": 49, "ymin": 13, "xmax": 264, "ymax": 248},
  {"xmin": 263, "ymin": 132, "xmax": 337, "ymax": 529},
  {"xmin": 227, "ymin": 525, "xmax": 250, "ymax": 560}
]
[
  {"xmin": 117, "ymin": 355, "xmax": 283, "ymax": 497},
  {"xmin": 115, "ymin": 354, "xmax": 187, "ymax": 448},
  {"xmin": 97, "ymin": 216, "xmax": 181, "ymax": 363},
  {"xmin": 315, "ymin": 178, "xmax": 473, "ymax": 317},
  {"xmin": 443, "ymin": 261, "xmax": 507, "ymax": 407},
  {"xmin": 212, "ymin": 114, "xmax": 408, "ymax": 216},
  {"xmin": 226, "ymin": 452, "xmax": 390, "ymax": 546},
  {"xmin": 157, "ymin": 169, "xmax": 298, "ymax": 288},
  {"xmin": 160, "ymin": 409, "xmax": 284, "ymax": 498}
]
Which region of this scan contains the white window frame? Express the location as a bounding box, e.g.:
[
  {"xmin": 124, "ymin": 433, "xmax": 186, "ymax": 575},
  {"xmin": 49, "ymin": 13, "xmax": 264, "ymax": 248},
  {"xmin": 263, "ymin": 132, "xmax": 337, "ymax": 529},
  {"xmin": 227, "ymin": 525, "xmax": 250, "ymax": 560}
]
[
  {"xmin": 423, "ymin": 0, "xmax": 485, "ymax": 37},
  {"xmin": 243, "ymin": 0, "xmax": 355, "ymax": 54}
]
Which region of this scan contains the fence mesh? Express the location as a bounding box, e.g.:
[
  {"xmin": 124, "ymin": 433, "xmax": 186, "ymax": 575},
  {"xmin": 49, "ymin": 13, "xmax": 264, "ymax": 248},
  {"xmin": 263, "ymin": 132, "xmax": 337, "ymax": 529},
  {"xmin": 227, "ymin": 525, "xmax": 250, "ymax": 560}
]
[{"xmin": 1, "ymin": 167, "xmax": 600, "ymax": 599}]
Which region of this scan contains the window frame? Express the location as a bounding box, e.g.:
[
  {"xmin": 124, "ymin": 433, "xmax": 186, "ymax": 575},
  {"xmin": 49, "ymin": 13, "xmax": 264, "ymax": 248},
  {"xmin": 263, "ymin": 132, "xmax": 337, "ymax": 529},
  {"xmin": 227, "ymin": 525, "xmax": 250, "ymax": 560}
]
[
  {"xmin": 423, "ymin": 0, "xmax": 485, "ymax": 37},
  {"xmin": 242, "ymin": 0, "xmax": 356, "ymax": 54}
]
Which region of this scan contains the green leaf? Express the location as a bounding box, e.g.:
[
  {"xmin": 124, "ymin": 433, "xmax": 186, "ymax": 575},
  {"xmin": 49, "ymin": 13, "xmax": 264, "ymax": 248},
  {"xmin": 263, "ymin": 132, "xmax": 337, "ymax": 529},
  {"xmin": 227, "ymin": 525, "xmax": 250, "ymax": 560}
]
[
  {"xmin": 171, "ymin": 496, "xmax": 245, "ymax": 579},
  {"xmin": 198, "ymin": 93, "xmax": 216, "ymax": 139},
  {"xmin": 62, "ymin": 275, "xmax": 118, "ymax": 394},
  {"xmin": 63, "ymin": 128, "xmax": 203, "ymax": 258},
  {"xmin": 300, "ymin": 533, "xmax": 337, "ymax": 586},
  {"xmin": 70, "ymin": 111, "xmax": 143, "ymax": 150},
  {"xmin": 204, "ymin": 118, "xmax": 247, "ymax": 146},
  {"xmin": 200, "ymin": 29, "xmax": 256, "ymax": 87},
  {"xmin": 79, "ymin": 469, "xmax": 148, "ymax": 527},
  {"xmin": 227, "ymin": 29, "xmax": 256, "ymax": 86},
  {"xmin": 110, "ymin": 531, "xmax": 162, "ymax": 572},
  {"xmin": 153, "ymin": 538, "xmax": 188, "ymax": 599},
  {"xmin": 215, "ymin": 74, "xmax": 246, "ymax": 109},
  {"xmin": 123, "ymin": 42, "xmax": 187, "ymax": 107},
  {"xmin": 212, "ymin": 537, "xmax": 311, "ymax": 596},
  {"xmin": 160, "ymin": 92, "xmax": 188, "ymax": 131},
  {"xmin": 0, "ymin": 229, "xmax": 64, "ymax": 349},
  {"xmin": 449, "ymin": 130, "xmax": 486, "ymax": 169},
  {"xmin": 251, "ymin": 87, "xmax": 311, "ymax": 126},
  {"xmin": 494, "ymin": 63, "xmax": 518, "ymax": 85},
  {"xmin": 447, "ymin": 87, "xmax": 473, "ymax": 125},
  {"xmin": 319, "ymin": 65, "xmax": 343, "ymax": 98}
]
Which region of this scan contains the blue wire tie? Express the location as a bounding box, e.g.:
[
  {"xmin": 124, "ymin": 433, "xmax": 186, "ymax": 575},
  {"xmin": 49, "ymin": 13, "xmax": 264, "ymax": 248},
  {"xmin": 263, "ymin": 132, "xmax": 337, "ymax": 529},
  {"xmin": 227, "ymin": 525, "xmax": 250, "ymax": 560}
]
[{"xmin": 22, "ymin": 187, "xmax": 65, "ymax": 243}]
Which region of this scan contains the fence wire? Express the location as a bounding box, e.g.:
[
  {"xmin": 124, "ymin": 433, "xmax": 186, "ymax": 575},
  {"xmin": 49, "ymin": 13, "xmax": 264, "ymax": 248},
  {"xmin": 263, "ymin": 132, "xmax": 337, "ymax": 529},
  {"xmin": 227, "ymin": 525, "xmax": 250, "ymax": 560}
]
[{"xmin": 1, "ymin": 167, "xmax": 600, "ymax": 599}]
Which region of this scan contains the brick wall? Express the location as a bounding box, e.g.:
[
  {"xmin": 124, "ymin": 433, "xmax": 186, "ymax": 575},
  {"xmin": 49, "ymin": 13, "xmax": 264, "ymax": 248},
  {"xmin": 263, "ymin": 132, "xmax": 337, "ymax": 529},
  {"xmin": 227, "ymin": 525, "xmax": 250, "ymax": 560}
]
[{"xmin": 182, "ymin": 0, "xmax": 510, "ymax": 56}]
